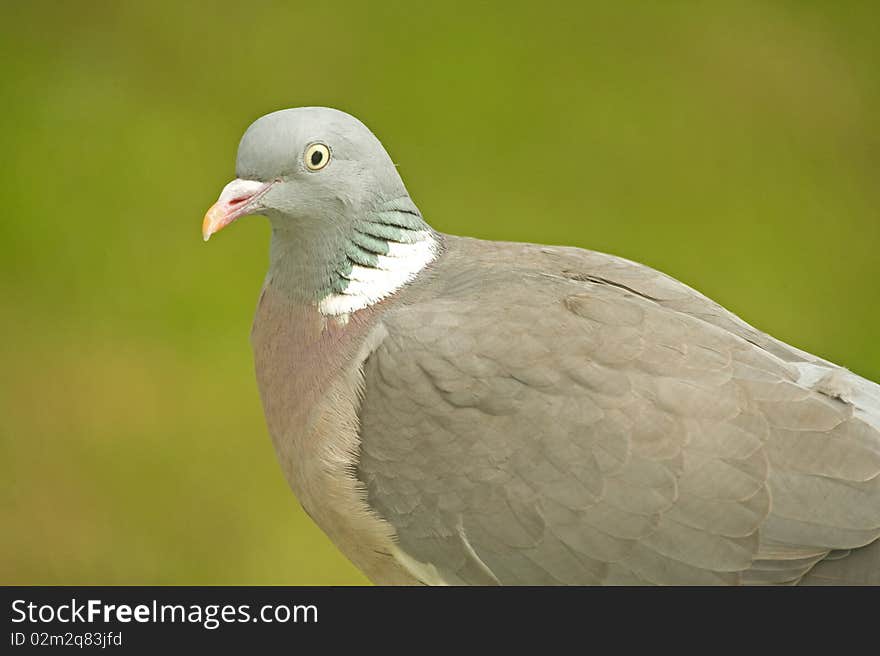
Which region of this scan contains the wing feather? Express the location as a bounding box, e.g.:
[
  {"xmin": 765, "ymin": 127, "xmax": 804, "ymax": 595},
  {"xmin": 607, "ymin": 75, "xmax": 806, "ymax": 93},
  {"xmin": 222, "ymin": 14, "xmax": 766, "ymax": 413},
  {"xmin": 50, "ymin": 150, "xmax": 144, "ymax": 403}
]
[{"xmin": 355, "ymin": 238, "xmax": 880, "ymax": 584}]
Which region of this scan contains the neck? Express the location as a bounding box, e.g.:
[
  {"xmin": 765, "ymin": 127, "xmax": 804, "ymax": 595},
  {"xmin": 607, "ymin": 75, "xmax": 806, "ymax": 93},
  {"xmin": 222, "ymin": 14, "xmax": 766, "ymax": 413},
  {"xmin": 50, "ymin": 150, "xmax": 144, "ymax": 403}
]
[{"xmin": 267, "ymin": 196, "xmax": 439, "ymax": 315}]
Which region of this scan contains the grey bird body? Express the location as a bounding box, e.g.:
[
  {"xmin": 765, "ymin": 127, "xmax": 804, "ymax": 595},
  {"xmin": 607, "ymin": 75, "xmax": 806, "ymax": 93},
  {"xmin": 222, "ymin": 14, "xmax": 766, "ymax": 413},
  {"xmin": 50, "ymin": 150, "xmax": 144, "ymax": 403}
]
[{"xmin": 205, "ymin": 107, "xmax": 880, "ymax": 585}]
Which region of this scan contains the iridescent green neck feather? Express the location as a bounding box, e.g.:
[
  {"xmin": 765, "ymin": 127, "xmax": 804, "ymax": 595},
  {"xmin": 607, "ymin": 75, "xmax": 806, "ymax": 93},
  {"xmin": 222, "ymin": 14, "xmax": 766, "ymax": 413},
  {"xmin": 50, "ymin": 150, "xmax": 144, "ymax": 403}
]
[{"xmin": 268, "ymin": 196, "xmax": 438, "ymax": 315}]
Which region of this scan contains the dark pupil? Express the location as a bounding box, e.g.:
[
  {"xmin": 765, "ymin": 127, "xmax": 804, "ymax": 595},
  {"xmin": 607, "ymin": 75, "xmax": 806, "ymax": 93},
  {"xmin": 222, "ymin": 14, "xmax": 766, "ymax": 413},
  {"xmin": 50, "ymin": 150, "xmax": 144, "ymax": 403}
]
[{"xmin": 310, "ymin": 150, "xmax": 323, "ymax": 166}]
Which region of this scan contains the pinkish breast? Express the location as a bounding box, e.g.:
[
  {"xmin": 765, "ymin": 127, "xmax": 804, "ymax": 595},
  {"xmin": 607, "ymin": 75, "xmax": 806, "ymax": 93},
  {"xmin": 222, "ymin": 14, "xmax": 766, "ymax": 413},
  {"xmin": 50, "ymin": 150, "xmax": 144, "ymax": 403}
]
[{"xmin": 250, "ymin": 282, "xmax": 382, "ymax": 451}]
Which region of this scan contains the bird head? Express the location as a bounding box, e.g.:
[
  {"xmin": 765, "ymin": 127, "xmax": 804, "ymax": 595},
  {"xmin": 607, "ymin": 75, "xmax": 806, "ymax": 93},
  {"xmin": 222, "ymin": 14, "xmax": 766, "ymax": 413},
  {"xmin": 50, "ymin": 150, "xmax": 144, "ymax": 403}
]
[
  {"xmin": 202, "ymin": 107, "xmax": 411, "ymax": 241},
  {"xmin": 202, "ymin": 107, "xmax": 437, "ymax": 315}
]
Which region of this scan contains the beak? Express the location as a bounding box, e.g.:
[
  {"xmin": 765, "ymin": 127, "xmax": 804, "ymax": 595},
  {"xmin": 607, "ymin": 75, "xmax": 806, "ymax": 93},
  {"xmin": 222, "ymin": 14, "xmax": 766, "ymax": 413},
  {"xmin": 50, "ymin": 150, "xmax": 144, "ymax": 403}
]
[{"xmin": 202, "ymin": 178, "xmax": 274, "ymax": 241}]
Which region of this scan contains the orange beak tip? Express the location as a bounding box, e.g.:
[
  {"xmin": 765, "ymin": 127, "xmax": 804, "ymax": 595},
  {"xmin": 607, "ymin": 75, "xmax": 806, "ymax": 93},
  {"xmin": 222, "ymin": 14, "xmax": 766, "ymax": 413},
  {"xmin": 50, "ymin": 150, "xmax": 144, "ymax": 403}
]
[{"xmin": 202, "ymin": 202, "xmax": 225, "ymax": 242}]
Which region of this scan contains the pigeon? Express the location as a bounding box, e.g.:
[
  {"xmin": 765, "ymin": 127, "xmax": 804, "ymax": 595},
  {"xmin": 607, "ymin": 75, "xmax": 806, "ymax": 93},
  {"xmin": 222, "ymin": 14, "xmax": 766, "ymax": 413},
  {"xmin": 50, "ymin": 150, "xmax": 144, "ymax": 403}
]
[{"xmin": 202, "ymin": 107, "xmax": 880, "ymax": 585}]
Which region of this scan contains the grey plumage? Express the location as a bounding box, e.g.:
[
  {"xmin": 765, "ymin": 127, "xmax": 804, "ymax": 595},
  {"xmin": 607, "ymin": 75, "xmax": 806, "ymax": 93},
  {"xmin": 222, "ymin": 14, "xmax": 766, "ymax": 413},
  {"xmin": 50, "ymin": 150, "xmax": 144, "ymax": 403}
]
[
  {"xmin": 204, "ymin": 107, "xmax": 880, "ymax": 585},
  {"xmin": 357, "ymin": 238, "xmax": 880, "ymax": 584}
]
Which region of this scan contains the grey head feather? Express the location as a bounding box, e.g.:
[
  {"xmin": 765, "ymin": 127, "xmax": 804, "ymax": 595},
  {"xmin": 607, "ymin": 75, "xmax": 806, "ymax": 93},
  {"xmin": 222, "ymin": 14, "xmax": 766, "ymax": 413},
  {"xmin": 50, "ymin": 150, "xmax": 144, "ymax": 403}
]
[
  {"xmin": 233, "ymin": 107, "xmax": 434, "ymax": 304},
  {"xmin": 237, "ymin": 107, "xmax": 410, "ymax": 218}
]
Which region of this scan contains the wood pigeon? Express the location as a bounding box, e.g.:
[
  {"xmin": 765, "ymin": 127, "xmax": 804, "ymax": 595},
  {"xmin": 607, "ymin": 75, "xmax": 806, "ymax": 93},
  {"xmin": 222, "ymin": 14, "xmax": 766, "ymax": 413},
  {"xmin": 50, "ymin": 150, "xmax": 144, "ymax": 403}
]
[{"xmin": 202, "ymin": 107, "xmax": 880, "ymax": 585}]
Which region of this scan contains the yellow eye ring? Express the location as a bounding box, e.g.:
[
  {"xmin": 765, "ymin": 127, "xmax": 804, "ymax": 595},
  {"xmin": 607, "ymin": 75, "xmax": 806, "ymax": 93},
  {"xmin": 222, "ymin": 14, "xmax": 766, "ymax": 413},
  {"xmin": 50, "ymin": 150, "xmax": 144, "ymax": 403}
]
[{"xmin": 305, "ymin": 143, "xmax": 331, "ymax": 171}]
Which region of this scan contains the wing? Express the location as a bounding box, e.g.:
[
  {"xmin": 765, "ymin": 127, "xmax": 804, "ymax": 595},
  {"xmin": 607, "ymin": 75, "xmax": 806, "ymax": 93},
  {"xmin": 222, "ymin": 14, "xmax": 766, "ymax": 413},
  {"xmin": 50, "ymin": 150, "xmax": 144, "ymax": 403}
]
[{"xmin": 355, "ymin": 238, "xmax": 880, "ymax": 584}]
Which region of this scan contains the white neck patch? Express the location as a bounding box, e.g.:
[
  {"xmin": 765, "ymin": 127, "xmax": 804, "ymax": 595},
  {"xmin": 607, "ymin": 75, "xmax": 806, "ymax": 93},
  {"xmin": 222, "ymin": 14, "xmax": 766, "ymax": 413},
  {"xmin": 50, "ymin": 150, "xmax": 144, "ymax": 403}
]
[{"xmin": 318, "ymin": 231, "xmax": 439, "ymax": 316}]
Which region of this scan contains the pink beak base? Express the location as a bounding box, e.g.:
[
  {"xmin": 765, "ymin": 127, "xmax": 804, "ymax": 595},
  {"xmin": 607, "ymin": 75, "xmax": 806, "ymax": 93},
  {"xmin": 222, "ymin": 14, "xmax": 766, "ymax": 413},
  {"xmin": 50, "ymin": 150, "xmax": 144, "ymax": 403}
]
[{"xmin": 202, "ymin": 179, "xmax": 272, "ymax": 241}]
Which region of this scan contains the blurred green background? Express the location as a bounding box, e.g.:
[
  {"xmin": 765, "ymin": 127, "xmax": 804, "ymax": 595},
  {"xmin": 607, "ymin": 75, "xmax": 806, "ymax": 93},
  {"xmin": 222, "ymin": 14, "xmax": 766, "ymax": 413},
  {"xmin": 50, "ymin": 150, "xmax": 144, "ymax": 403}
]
[{"xmin": 2, "ymin": 1, "xmax": 878, "ymax": 585}]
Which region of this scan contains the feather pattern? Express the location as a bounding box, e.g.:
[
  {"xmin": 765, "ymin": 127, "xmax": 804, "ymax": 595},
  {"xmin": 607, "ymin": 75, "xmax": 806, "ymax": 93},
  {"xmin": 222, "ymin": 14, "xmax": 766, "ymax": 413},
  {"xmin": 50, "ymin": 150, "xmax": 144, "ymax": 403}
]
[{"xmin": 355, "ymin": 236, "xmax": 880, "ymax": 585}]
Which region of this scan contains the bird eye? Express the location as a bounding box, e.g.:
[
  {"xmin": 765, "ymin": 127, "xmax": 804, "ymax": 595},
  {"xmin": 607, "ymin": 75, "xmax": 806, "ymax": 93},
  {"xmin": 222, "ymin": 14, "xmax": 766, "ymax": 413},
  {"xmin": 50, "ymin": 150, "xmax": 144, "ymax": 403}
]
[{"xmin": 305, "ymin": 143, "xmax": 331, "ymax": 171}]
